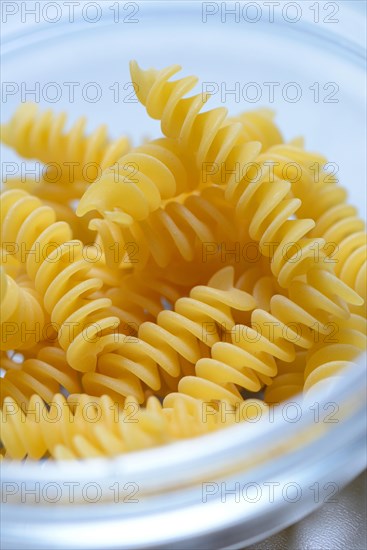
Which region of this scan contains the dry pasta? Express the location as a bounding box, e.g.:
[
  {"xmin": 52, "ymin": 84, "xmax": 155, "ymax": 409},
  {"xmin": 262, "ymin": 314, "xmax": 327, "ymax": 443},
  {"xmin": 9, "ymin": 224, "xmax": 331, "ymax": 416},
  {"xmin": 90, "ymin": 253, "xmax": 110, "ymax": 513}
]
[
  {"xmin": 303, "ymin": 314, "xmax": 367, "ymax": 398},
  {"xmin": 77, "ymin": 137, "xmax": 198, "ymax": 224},
  {"xmin": 0, "ymin": 60, "xmax": 365, "ymax": 461},
  {"xmin": 130, "ymin": 62, "xmax": 363, "ymax": 307},
  {"xmin": 81, "ymin": 266, "xmax": 257, "ymax": 403},
  {"xmin": 229, "ymin": 108, "xmax": 283, "ymax": 151},
  {"xmin": 0, "ymin": 392, "xmax": 267, "ymax": 460},
  {"xmin": 129, "ymin": 61, "xmax": 262, "ymax": 172},
  {"xmin": 263, "ymin": 352, "xmax": 307, "ymax": 404},
  {"xmin": 1, "ymin": 102, "xmax": 130, "ymax": 195},
  {"xmin": 89, "ymin": 185, "xmax": 239, "ymax": 269},
  {"xmin": 0, "ymin": 345, "xmax": 81, "ymax": 409},
  {"xmin": 0, "ymin": 189, "xmax": 121, "ymax": 372},
  {"xmin": 0, "ymin": 269, "xmax": 45, "ymax": 351}
]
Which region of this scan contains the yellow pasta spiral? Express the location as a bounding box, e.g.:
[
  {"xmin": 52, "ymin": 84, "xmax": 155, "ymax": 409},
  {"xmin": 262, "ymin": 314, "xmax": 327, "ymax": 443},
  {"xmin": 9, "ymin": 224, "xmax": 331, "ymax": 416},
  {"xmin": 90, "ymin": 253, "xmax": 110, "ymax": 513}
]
[
  {"xmin": 130, "ymin": 61, "xmax": 262, "ymax": 177},
  {"xmin": 223, "ymin": 158, "xmax": 363, "ymax": 321},
  {"xmin": 163, "ymin": 391, "xmax": 270, "ymax": 428},
  {"xmin": 264, "ymin": 352, "xmax": 306, "ymax": 404},
  {"xmin": 286, "ymin": 166, "xmax": 367, "ymax": 303},
  {"xmin": 105, "ymin": 272, "xmax": 192, "ymax": 326},
  {"xmin": 81, "ymin": 266, "xmax": 257, "ymax": 403},
  {"xmin": 0, "ymin": 346, "xmax": 81, "ymax": 409},
  {"xmin": 303, "ymin": 314, "xmax": 367, "ymax": 398},
  {"xmin": 77, "ymin": 138, "xmax": 197, "ymax": 225},
  {"xmin": 316, "ymin": 206, "xmax": 366, "ymax": 301},
  {"xmin": 130, "ymin": 65, "xmax": 362, "ymax": 309},
  {"xmin": 263, "ymin": 315, "xmax": 367, "ymax": 404},
  {"xmin": 254, "ymin": 142, "xmax": 331, "ymax": 218},
  {"xmin": 257, "ymin": 143, "xmax": 366, "ymax": 305},
  {"xmin": 0, "ymin": 393, "xmax": 232, "ymax": 460},
  {"xmin": 246, "ymin": 142, "xmax": 334, "ymax": 209},
  {"xmin": 0, "ymin": 189, "xmax": 120, "ymax": 372},
  {"xmin": 0, "ymin": 247, "xmax": 22, "ymax": 279},
  {"xmin": 174, "ymin": 265, "xmax": 356, "ymax": 406},
  {"xmin": 1, "ymin": 102, "xmax": 130, "ymax": 189},
  {"xmin": 0, "ymin": 269, "xmax": 45, "ymax": 351},
  {"xmin": 230, "ymin": 108, "xmax": 283, "ymax": 151},
  {"xmin": 89, "ymin": 185, "xmax": 238, "ymax": 269},
  {"xmin": 55, "ymin": 394, "xmax": 232, "ymax": 459},
  {"xmin": 3, "ymin": 178, "xmax": 97, "ymax": 243},
  {"xmin": 1, "ymin": 60, "xmax": 365, "ymax": 463},
  {"xmin": 238, "ymin": 266, "xmax": 361, "ymax": 345},
  {"xmin": 0, "ymin": 393, "xmax": 100, "ymax": 460},
  {"xmin": 235, "ymin": 266, "xmax": 353, "ymax": 350},
  {"xmin": 176, "ymin": 319, "xmax": 293, "ymax": 407}
]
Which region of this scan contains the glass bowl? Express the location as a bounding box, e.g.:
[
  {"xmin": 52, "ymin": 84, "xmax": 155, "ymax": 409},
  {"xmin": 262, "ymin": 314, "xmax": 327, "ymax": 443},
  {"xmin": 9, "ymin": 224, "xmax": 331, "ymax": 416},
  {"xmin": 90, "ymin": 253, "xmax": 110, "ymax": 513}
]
[{"xmin": 1, "ymin": 2, "xmax": 366, "ymax": 549}]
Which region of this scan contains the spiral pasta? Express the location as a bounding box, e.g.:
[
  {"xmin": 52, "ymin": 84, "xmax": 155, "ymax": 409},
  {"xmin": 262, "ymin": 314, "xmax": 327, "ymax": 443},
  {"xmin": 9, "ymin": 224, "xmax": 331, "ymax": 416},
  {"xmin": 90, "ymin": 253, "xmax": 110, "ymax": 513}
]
[
  {"xmin": 263, "ymin": 314, "xmax": 367, "ymax": 404},
  {"xmin": 173, "ymin": 263, "xmax": 358, "ymax": 406},
  {"xmin": 263, "ymin": 352, "xmax": 307, "ymax": 404},
  {"xmin": 77, "ymin": 138, "xmax": 198, "ymax": 225},
  {"xmin": 261, "ymin": 143, "xmax": 366, "ymax": 307},
  {"xmin": 2, "ymin": 178, "xmax": 97, "ymax": 243},
  {"xmin": 105, "ymin": 271, "xmax": 192, "ymax": 326},
  {"xmin": 81, "ymin": 266, "xmax": 257, "ymax": 403},
  {"xmin": 303, "ymin": 314, "xmax": 367, "ymax": 399},
  {"xmin": 0, "ymin": 393, "xmax": 235, "ymax": 460},
  {"xmin": 130, "ymin": 63, "xmax": 363, "ymax": 315},
  {"xmin": 0, "ymin": 60, "xmax": 365, "ymax": 462},
  {"xmin": 0, "ymin": 345, "xmax": 81, "ymax": 409},
  {"xmin": 89, "ymin": 184, "xmax": 239, "ymax": 269},
  {"xmin": 229, "ymin": 108, "xmax": 283, "ymax": 151},
  {"xmin": 0, "ymin": 189, "xmax": 120, "ymax": 372},
  {"xmin": 226, "ymin": 149, "xmax": 363, "ymax": 307},
  {"xmin": 0, "ymin": 269, "xmax": 45, "ymax": 351},
  {"xmin": 1, "ymin": 102, "xmax": 130, "ymax": 194},
  {"xmin": 130, "ymin": 61, "xmax": 262, "ymax": 178},
  {"xmin": 275, "ymin": 145, "xmax": 367, "ymax": 304}
]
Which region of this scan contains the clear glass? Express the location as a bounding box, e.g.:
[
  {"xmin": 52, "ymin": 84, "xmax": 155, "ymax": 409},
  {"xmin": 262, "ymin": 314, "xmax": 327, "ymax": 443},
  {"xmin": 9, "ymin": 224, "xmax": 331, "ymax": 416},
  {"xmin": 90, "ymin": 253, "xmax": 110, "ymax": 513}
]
[{"xmin": 1, "ymin": 2, "xmax": 366, "ymax": 549}]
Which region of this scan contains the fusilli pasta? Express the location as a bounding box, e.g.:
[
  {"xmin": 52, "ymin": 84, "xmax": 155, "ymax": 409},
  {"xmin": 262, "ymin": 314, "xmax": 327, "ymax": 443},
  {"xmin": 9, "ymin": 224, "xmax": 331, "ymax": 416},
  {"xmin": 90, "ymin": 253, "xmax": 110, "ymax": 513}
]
[{"xmin": 0, "ymin": 60, "xmax": 365, "ymax": 462}]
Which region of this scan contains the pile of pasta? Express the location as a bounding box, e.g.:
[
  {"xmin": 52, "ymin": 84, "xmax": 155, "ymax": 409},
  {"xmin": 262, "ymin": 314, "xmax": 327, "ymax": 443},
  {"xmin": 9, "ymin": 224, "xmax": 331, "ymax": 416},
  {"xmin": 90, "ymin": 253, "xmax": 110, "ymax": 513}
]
[{"xmin": 1, "ymin": 62, "xmax": 366, "ymax": 461}]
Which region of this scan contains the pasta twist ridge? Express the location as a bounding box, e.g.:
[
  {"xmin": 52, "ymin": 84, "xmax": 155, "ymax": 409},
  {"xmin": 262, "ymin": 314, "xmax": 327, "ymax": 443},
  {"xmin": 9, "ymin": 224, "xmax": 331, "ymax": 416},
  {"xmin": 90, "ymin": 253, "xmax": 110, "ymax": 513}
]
[
  {"xmin": 0, "ymin": 393, "xmax": 233, "ymax": 460},
  {"xmin": 81, "ymin": 266, "xmax": 257, "ymax": 403},
  {"xmin": 174, "ymin": 264, "xmax": 358, "ymax": 406},
  {"xmin": 263, "ymin": 352, "xmax": 307, "ymax": 404},
  {"xmin": 130, "ymin": 61, "xmax": 262, "ymax": 177},
  {"xmin": 229, "ymin": 108, "xmax": 283, "ymax": 151},
  {"xmin": 105, "ymin": 272, "xmax": 192, "ymax": 327},
  {"xmin": 1, "ymin": 60, "xmax": 365, "ymax": 463},
  {"xmin": 0, "ymin": 189, "xmax": 120, "ymax": 372},
  {"xmin": 238, "ymin": 265, "xmax": 362, "ymax": 339},
  {"xmin": 77, "ymin": 138, "xmax": 197, "ymax": 225},
  {"xmin": 220, "ymin": 147, "xmax": 364, "ymax": 312},
  {"xmin": 262, "ymin": 143, "xmax": 367, "ymax": 305},
  {"xmin": 289, "ymin": 168, "xmax": 366, "ymax": 303},
  {"xmin": 0, "ymin": 346, "xmax": 81, "ymax": 409},
  {"xmin": 303, "ymin": 314, "xmax": 367, "ymax": 398},
  {"xmin": 264, "ymin": 315, "xmax": 367, "ymax": 405},
  {"xmin": 233, "ymin": 266, "xmax": 344, "ymax": 348},
  {"xmin": 0, "ymin": 269, "xmax": 45, "ymax": 351},
  {"xmin": 57, "ymin": 394, "xmax": 235, "ymax": 459},
  {"xmin": 89, "ymin": 184, "xmax": 239, "ymax": 269},
  {"xmin": 3, "ymin": 178, "xmax": 98, "ymax": 243},
  {"xmin": 129, "ymin": 68, "xmax": 362, "ymax": 308},
  {"xmin": 0, "ymin": 393, "xmax": 99, "ymax": 460},
  {"xmin": 1, "ymin": 102, "xmax": 130, "ymax": 190}
]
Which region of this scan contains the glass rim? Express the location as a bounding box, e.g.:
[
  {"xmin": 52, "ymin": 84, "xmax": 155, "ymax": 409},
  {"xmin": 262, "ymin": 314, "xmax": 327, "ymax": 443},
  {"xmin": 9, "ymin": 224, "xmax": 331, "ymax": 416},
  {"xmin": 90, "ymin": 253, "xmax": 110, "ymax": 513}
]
[
  {"xmin": 2, "ymin": 355, "xmax": 365, "ymax": 485},
  {"xmin": 1, "ymin": 1, "xmax": 366, "ymax": 63}
]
